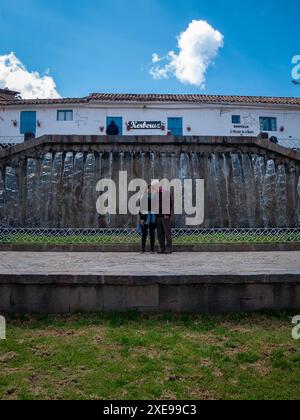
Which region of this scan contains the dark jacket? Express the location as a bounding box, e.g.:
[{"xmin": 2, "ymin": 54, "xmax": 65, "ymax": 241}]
[
  {"xmin": 140, "ymin": 194, "xmax": 157, "ymax": 225},
  {"xmin": 157, "ymin": 187, "xmax": 173, "ymax": 217},
  {"xmin": 106, "ymin": 122, "xmax": 119, "ymax": 136}
]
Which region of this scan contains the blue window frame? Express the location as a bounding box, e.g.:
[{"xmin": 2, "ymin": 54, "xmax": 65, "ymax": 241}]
[
  {"xmin": 260, "ymin": 117, "xmax": 277, "ymax": 132},
  {"xmin": 20, "ymin": 111, "xmax": 36, "ymax": 134},
  {"xmin": 168, "ymin": 117, "xmax": 183, "ymax": 136},
  {"xmin": 57, "ymin": 110, "xmax": 73, "ymax": 121},
  {"xmin": 107, "ymin": 117, "xmax": 123, "ymax": 135},
  {"xmin": 232, "ymin": 115, "xmax": 241, "ymax": 124}
]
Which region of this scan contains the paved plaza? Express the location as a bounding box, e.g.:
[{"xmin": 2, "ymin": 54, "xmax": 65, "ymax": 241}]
[{"xmin": 0, "ymin": 251, "xmax": 299, "ymax": 276}]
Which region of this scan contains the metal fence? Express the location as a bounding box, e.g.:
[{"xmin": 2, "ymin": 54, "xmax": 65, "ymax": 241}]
[{"xmin": 0, "ymin": 228, "xmax": 299, "ymax": 245}]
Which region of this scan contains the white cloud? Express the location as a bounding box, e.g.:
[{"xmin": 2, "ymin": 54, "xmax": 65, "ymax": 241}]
[
  {"xmin": 0, "ymin": 52, "xmax": 60, "ymax": 99},
  {"xmin": 152, "ymin": 53, "xmax": 163, "ymax": 64},
  {"xmin": 150, "ymin": 20, "xmax": 224, "ymax": 89}
]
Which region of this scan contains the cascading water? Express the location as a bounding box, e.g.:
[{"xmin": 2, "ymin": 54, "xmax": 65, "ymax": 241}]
[
  {"xmin": 73, "ymin": 152, "xmax": 84, "ymax": 227},
  {"xmin": 231, "ymin": 153, "xmax": 248, "ymax": 227},
  {"xmin": 140, "ymin": 152, "xmax": 145, "ymax": 181},
  {"xmin": 0, "ymin": 171, "xmax": 5, "ymax": 223},
  {"xmin": 150, "ymin": 152, "xmax": 156, "ymax": 180},
  {"xmin": 40, "ymin": 153, "xmax": 53, "ymax": 227},
  {"xmin": 253, "ymin": 156, "xmax": 266, "ymax": 227},
  {"xmin": 5, "ymin": 166, "xmax": 19, "ymax": 227},
  {"xmin": 26, "ymin": 158, "xmax": 39, "ymax": 226},
  {"xmin": 106, "ymin": 152, "xmax": 114, "ymax": 227},
  {"xmin": 222, "ymin": 154, "xmax": 231, "ymax": 227},
  {"xmin": 242, "ymin": 154, "xmax": 256, "ymax": 228},
  {"xmin": 82, "ymin": 153, "xmax": 96, "ymax": 227},
  {"xmin": 0, "ymin": 151, "xmax": 299, "ymax": 229},
  {"xmin": 179, "ymin": 152, "xmax": 190, "ymax": 227},
  {"xmin": 50, "ymin": 152, "xmax": 63, "ymax": 227},
  {"xmin": 62, "ymin": 152, "xmax": 74, "ymax": 227},
  {"xmin": 211, "ymin": 154, "xmax": 224, "ymax": 227},
  {"xmin": 120, "ymin": 152, "xmax": 124, "ymax": 173},
  {"xmin": 276, "ymin": 164, "xmax": 288, "ymax": 228},
  {"xmin": 297, "ymin": 176, "xmax": 300, "ymax": 227},
  {"xmin": 263, "ymin": 160, "xmax": 277, "ymax": 228}
]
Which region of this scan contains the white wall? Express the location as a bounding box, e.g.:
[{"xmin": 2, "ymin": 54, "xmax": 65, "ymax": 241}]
[{"xmin": 1, "ymin": 103, "xmax": 300, "ymax": 142}]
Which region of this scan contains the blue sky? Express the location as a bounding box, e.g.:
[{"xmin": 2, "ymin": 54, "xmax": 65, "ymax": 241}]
[{"xmin": 0, "ymin": 0, "xmax": 299, "ymax": 98}]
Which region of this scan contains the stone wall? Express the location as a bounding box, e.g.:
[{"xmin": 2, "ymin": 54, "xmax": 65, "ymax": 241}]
[{"xmin": 1, "ymin": 274, "xmax": 300, "ymax": 314}]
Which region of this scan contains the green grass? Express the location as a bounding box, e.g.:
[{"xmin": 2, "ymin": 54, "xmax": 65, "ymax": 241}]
[
  {"xmin": 0, "ymin": 234, "xmax": 141, "ymax": 246},
  {"xmin": 1, "ymin": 232, "xmax": 300, "ymax": 245},
  {"xmin": 1, "ymin": 312, "xmax": 300, "ymax": 400}
]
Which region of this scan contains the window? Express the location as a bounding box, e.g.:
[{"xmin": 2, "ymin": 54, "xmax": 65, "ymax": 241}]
[
  {"xmin": 167, "ymin": 118, "xmax": 183, "ymax": 136},
  {"xmin": 106, "ymin": 117, "xmax": 123, "ymax": 135},
  {"xmin": 260, "ymin": 117, "xmax": 277, "ymax": 132},
  {"xmin": 20, "ymin": 111, "xmax": 36, "ymax": 135},
  {"xmin": 57, "ymin": 110, "xmax": 73, "ymax": 121},
  {"xmin": 232, "ymin": 115, "xmax": 241, "ymax": 124}
]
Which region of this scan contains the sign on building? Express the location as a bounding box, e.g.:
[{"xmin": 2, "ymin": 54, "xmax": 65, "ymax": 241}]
[{"xmin": 127, "ymin": 121, "xmax": 162, "ymax": 130}]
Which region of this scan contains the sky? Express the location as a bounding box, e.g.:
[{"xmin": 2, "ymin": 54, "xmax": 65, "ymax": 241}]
[{"xmin": 0, "ymin": 0, "xmax": 299, "ymax": 98}]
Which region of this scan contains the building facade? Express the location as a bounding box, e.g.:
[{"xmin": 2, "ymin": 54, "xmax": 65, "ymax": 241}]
[{"xmin": 1, "ymin": 90, "xmax": 300, "ymax": 148}]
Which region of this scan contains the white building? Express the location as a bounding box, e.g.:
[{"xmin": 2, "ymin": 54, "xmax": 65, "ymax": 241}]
[{"xmin": 1, "ymin": 89, "xmax": 300, "ymax": 149}]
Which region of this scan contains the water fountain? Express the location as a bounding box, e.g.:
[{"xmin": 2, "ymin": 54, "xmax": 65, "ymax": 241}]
[{"xmin": 0, "ymin": 137, "xmax": 299, "ymax": 229}]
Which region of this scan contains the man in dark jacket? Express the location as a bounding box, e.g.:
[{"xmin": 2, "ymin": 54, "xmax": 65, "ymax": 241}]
[
  {"xmin": 155, "ymin": 186, "xmax": 173, "ymax": 254},
  {"xmin": 106, "ymin": 120, "xmax": 119, "ymax": 136},
  {"xmin": 139, "ymin": 185, "xmax": 157, "ymax": 254}
]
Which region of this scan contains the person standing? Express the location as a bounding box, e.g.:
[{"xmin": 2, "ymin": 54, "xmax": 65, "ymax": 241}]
[
  {"xmin": 106, "ymin": 120, "xmax": 119, "ymax": 136},
  {"xmin": 139, "ymin": 185, "xmax": 157, "ymax": 254},
  {"xmin": 156, "ymin": 186, "xmax": 173, "ymax": 254}
]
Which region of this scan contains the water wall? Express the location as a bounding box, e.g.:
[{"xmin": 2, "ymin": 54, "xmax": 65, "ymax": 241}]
[{"xmin": 0, "ymin": 137, "xmax": 300, "ymax": 228}]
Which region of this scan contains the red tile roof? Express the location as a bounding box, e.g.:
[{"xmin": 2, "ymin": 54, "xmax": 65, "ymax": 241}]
[
  {"xmin": 1, "ymin": 92, "xmax": 300, "ymax": 106},
  {"xmin": 88, "ymin": 93, "xmax": 300, "ymax": 106},
  {"xmin": 0, "ymin": 88, "xmax": 20, "ymax": 103},
  {"xmin": 3, "ymin": 97, "xmax": 88, "ymax": 105}
]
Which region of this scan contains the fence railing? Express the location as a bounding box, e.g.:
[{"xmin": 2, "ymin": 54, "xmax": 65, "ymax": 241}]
[{"xmin": 0, "ymin": 228, "xmax": 299, "ymax": 245}]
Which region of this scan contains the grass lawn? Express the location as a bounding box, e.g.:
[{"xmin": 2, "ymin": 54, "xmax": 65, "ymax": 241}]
[{"xmin": 0, "ymin": 312, "xmax": 300, "ymax": 400}]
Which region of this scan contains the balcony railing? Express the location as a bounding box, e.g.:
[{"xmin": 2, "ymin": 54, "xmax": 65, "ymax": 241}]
[
  {"xmin": 0, "ymin": 136, "xmax": 23, "ymax": 150},
  {"xmin": 278, "ymin": 139, "xmax": 300, "ymax": 150}
]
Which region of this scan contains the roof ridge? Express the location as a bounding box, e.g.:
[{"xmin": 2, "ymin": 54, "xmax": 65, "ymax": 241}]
[
  {"xmin": 1, "ymin": 93, "xmax": 300, "ymax": 106},
  {"xmin": 88, "ymin": 92, "xmax": 300, "ymax": 99}
]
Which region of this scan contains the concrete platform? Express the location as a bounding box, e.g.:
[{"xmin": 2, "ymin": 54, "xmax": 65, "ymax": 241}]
[
  {"xmin": 1, "ymin": 243, "xmax": 300, "ymax": 253},
  {"xmin": 1, "ymin": 252, "xmax": 300, "ymax": 314}
]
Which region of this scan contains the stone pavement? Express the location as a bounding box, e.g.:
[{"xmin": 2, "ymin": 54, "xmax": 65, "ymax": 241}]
[{"xmin": 0, "ymin": 251, "xmax": 299, "ymax": 276}]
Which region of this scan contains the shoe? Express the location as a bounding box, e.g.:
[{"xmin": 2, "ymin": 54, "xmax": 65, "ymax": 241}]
[
  {"xmin": 157, "ymin": 250, "xmax": 166, "ymax": 254},
  {"xmin": 165, "ymin": 249, "xmax": 173, "ymax": 254}
]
